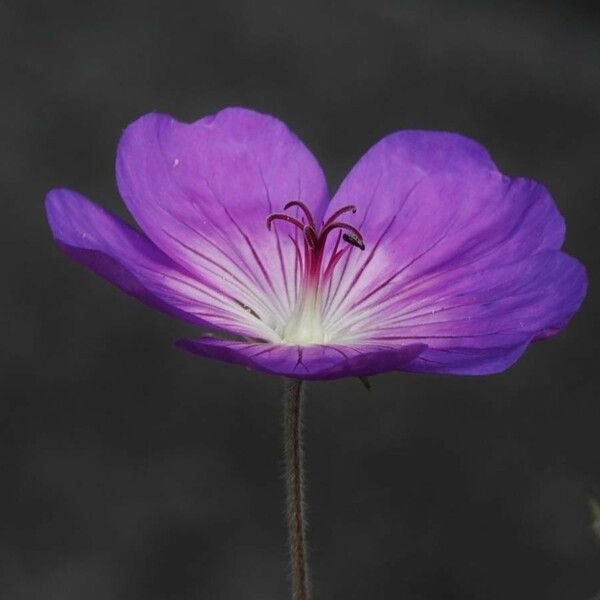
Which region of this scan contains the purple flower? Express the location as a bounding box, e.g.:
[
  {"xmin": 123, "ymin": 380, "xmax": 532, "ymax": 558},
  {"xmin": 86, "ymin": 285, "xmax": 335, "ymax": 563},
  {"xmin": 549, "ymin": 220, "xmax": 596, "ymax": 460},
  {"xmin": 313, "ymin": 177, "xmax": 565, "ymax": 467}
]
[{"xmin": 45, "ymin": 108, "xmax": 587, "ymax": 380}]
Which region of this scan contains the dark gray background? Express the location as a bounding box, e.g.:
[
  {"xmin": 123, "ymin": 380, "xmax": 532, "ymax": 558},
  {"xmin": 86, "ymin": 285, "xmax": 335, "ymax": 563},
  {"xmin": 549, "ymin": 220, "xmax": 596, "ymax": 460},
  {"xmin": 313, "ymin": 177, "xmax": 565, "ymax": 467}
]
[{"xmin": 2, "ymin": 0, "xmax": 599, "ymax": 598}]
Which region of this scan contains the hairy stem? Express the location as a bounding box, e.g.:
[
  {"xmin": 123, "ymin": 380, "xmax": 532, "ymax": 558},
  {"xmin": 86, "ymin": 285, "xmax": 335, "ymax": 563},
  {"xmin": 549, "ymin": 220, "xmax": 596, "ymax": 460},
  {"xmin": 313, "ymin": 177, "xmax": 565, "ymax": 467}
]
[{"xmin": 283, "ymin": 378, "xmax": 310, "ymax": 600}]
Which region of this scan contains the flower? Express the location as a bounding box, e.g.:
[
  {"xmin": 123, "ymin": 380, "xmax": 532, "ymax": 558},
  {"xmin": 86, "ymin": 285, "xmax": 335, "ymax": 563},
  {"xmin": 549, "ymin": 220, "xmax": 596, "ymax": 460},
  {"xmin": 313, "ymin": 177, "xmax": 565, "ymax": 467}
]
[{"xmin": 45, "ymin": 108, "xmax": 587, "ymax": 380}]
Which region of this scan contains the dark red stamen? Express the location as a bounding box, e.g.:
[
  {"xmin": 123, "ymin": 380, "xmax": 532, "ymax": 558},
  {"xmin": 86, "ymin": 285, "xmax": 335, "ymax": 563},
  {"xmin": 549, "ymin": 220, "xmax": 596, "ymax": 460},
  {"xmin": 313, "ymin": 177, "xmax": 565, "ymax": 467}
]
[
  {"xmin": 266, "ymin": 213, "xmax": 305, "ymax": 232},
  {"xmin": 267, "ymin": 203, "xmax": 364, "ymax": 252},
  {"xmin": 320, "ymin": 221, "xmax": 364, "ymax": 246},
  {"xmin": 267, "ymin": 201, "xmax": 365, "ymax": 286},
  {"xmin": 323, "ymin": 205, "xmax": 357, "ymax": 228},
  {"xmin": 284, "ymin": 200, "xmax": 316, "ymax": 230},
  {"xmin": 304, "ymin": 226, "xmax": 318, "ymax": 250}
]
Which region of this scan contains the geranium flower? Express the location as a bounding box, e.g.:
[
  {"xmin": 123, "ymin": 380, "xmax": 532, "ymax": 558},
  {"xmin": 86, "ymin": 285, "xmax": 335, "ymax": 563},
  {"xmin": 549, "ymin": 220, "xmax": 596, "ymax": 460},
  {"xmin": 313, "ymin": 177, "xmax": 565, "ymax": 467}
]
[
  {"xmin": 45, "ymin": 107, "xmax": 588, "ymax": 600},
  {"xmin": 45, "ymin": 108, "xmax": 586, "ymax": 380}
]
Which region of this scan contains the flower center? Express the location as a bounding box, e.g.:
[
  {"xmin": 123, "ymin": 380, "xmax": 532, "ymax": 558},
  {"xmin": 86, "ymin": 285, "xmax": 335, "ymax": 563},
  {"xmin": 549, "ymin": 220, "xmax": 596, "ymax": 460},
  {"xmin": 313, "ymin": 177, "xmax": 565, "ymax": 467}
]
[{"xmin": 266, "ymin": 200, "xmax": 365, "ymax": 344}]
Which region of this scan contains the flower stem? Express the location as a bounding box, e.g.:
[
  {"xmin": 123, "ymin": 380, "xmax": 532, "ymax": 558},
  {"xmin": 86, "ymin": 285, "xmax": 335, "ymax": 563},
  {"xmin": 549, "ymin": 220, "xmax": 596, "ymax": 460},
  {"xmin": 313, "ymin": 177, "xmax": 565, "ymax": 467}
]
[{"xmin": 283, "ymin": 378, "xmax": 310, "ymax": 600}]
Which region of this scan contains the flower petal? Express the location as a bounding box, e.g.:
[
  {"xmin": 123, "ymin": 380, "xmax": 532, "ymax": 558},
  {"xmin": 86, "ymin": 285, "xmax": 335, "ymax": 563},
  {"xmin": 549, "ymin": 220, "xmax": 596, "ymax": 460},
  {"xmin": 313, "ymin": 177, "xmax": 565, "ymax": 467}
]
[
  {"xmin": 323, "ymin": 173, "xmax": 568, "ymax": 331},
  {"xmin": 317, "ymin": 131, "xmax": 586, "ymax": 374},
  {"xmin": 116, "ymin": 108, "xmax": 329, "ymax": 336},
  {"xmin": 400, "ymin": 250, "xmax": 587, "ymax": 374},
  {"xmin": 326, "ymin": 130, "xmax": 498, "ymax": 234},
  {"xmin": 176, "ymin": 338, "xmax": 426, "ymax": 380},
  {"xmin": 45, "ymin": 188, "xmax": 280, "ymax": 340},
  {"xmin": 323, "ymin": 134, "xmax": 564, "ymax": 319},
  {"xmin": 331, "ymin": 245, "xmax": 587, "ymax": 374}
]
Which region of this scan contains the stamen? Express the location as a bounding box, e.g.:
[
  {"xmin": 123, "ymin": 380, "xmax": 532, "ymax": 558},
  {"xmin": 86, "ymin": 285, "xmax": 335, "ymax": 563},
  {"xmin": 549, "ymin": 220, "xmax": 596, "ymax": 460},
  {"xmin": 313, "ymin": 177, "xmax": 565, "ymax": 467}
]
[
  {"xmin": 266, "ymin": 200, "xmax": 365, "ymax": 294},
  {"xmin": 304, "ymin": 226, "xmax": 318, "ymax": 250},
  {"xmin": 265, "ymin": 200, "xmax": 366, "ymax": 344},
  {"xmin": 284, "ymin": 200, "xmax": 316, "ymax": 230},
  {"xmin": 266, "ymin": 213, "xmax": 306, "ymax": 232},
  {"xmin": 322, "ymin": 246, "xmax": 349, "ymax": 281},
  {"xmin": 323, "ymin": 205, "xmax": 357, "ymax": 228},
  {"xmin": 320, "ymin": 221, "xmax": 365, "ymax": 249}
]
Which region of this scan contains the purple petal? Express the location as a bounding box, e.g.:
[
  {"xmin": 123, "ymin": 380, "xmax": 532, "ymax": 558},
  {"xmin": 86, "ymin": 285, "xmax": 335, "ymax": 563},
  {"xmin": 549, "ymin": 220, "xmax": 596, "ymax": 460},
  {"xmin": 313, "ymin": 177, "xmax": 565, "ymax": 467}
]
[
  {"xmin": 45, "ymin": 188, "xmax": 281, "ymax": 339},
  {"xmin": 116, "ymin": 108, "xmax": 329, "ymax": 335},
  {"xmin": 397, "ymin": 251, "xmax": 586, "ymax": 374},
  {"xmin": 325, "ymin": 130, "xmax": 498, "ymax": 235},
  {"xmin": 318, "ymin": 131, "xmax": 586, "ymax": 374},
  {"xmin": 176, "ymin": 337, "xmax": 426, "ymax": 380},
  {"xmin": 403, "ymin": 333, "xmax": 536, "ymax": 375}
]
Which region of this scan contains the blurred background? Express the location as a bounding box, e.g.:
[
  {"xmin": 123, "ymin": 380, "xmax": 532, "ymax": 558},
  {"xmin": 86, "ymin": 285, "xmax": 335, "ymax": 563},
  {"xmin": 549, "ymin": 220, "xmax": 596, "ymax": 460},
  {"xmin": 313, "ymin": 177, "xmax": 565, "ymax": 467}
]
[{"xmin": 2, "ymin": 0, "xmax": 599, "ymax": 598}]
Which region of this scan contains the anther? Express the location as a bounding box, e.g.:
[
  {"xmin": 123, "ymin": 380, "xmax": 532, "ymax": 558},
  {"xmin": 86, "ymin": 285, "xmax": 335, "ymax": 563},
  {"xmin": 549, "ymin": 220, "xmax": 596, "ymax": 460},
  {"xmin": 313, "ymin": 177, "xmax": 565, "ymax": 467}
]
[
  {"xmin": 342, "ymin": 233, "xmax": 365, "ymax": 251},
  {"xmin": 320, "ymin": 221, "xmax": 365, "ymax": 249}
]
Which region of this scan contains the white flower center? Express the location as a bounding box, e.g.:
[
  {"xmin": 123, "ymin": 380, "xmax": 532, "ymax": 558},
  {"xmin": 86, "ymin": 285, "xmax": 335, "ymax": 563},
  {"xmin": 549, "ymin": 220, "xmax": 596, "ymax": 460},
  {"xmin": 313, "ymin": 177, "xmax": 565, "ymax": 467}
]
[{"xmin": 281, "ymin": 288, "xmax": 325, "ymax": 345}]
